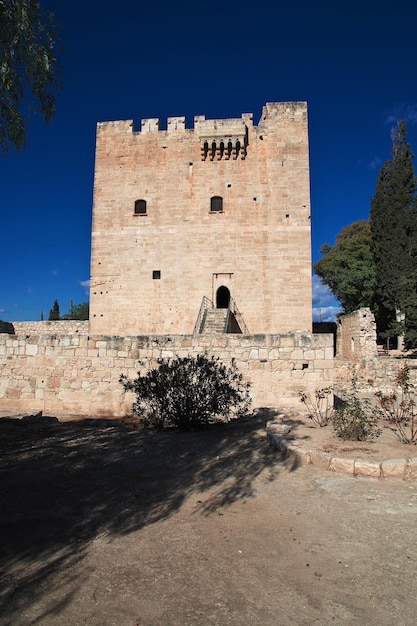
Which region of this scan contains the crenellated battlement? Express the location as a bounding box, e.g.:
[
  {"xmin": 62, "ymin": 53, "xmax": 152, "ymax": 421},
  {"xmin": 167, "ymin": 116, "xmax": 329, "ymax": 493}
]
[
  {"xmin": 97, "ymin": 102, "xmax": 307, "ymax": 137},
  {"xmin": 96, "ymin": 103, "xmax": 308, "ymax": 163}
]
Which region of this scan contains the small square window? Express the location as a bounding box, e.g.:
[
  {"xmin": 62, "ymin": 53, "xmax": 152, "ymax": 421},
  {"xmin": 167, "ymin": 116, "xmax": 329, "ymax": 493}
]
[
  {"xmin": 210, "ymin": 196, "xmax": 223, "ymax": 212},
  {"xmin": 152, "ymin": 270, "xmax": 161, "ymax": 279},
  {"xmin": 134, "ymin": 199, "xmax": 147, "ymax": 215}
]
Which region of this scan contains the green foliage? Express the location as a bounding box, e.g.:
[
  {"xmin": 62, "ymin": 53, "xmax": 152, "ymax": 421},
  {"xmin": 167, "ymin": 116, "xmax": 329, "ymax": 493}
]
[
  {"xmin": 313, "ymin": 220, "xmax": 377, "ymax": 313},
  {"xmin": 333, "ymin": 395, "xmax": 381, "ymax": 441},
  {"xmin": 299, "ymin": 387, "xmax": 333, "ymax": 427},
  {"xmin": 317, "ymin": 123, "xmax": 417, "ymax": 348},
  {"xmin": 120, "ymin": 355, "xmax": 252, "ymax": 431},
  {"xmin": 370, "ymin": 121, "xmax": 417, "ymax": 347},
  {"xmin": 48, "ymin": 298, "xmax": 60, "ymax": 320},
  {"xmin": 375, "ymin": 364, "xmax": 417, "ymax": 444},
  {"xmin": 62, "ymin": 301, "xmax": 89, "ymax": 320},
  {"xmin": 0, "ymin": 0, "xmax": 61, "ymax": 152},
  {"xmin": 0, "ymin": 319, "xmax": 14, "ymax": 333}
]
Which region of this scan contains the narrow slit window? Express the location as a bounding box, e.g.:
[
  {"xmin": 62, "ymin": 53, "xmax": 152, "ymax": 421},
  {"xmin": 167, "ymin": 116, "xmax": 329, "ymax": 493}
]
[
  {"xmin": 210, "ymin": 196, "xmax": 223, "ymax": 213},
  {"xmin": 134, "ymin": 199, "xmax": 147, "ymax": 215}
]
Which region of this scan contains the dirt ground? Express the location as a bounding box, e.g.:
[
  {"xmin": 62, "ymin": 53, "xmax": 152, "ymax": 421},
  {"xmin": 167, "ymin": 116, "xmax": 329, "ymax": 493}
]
[{"xmin": 1, "ymin": 413, "xmax": 416, "ymax": 626}]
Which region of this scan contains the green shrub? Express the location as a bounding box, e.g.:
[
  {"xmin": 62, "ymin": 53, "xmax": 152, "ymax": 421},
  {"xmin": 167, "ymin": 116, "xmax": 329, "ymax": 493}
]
[
  {"xmin": 333, "ymin": 395, "xmax": 381, "ymax": 441},
  {"xmin": 120, "ymin": 354, "xmax": 251, "ymax": 431},
  {"xmin": 0, "ymin": 320, "xmax": 14, "ymax": 334}
]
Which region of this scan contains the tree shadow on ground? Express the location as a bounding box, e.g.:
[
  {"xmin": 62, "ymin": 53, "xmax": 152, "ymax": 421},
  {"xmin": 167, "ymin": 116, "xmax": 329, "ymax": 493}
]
[{"xmin": 0, "ymin": 409, "xmax": 298, "ymax": 623}]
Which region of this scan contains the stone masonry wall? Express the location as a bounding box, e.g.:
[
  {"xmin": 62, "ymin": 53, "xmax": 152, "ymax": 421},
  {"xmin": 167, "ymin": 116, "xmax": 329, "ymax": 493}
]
[
  {"xmin": 334, "ymin": 308, "xmax": 417, "ymax": 397},
  {"xmin": 90, "ymin": 102, "xmax": 312, "ymax": 336},
  {"xmin": 336, "ymin": 308, "xmax": 378, "ymax": 362},
  {"xmin": 0, "ymin": 332, "xmax": 333, "ymax": 418},
  {"xmin": 334, "ymin": 356, "xmax": 417, "ymax": 398},
  {"xmin": 12, "ymin": 321, "xmax": 89, "ymax": 335}
]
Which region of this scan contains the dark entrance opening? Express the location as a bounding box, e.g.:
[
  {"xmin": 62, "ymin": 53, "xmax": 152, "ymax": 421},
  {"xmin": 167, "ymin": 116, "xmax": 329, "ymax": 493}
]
[{"xmin": 216, "ymin": 286, "xmax": 230, "ymax": 309}]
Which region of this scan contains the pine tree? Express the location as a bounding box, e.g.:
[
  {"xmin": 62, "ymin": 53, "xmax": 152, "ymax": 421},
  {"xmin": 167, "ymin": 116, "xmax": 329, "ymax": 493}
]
[
  {"xmin": 48, "ymin": 299, "xmax": 60, "ymax": 321},
  {"xmin": 370, "ymin": 121, "xmax": 417, "ymax": 348},
  {"xmin": 62, "ymin": 301, "xmax": 89, "ymax": 320}
]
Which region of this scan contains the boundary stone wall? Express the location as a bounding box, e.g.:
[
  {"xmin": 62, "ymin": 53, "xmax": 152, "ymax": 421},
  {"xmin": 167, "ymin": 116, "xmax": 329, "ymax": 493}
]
[
  {"xmin": 0, "ymin": 332, "xmax": 333, "ymax": 418},
  {"xmin": 12, "ymin": 321, "xmax": 89, "ymax": 335},
  {"xmin": 334, "ymin": 307, "xmax": 417, "ymax": 395},
  {"xmin": 334, "ymin": 356, "xmax": 417, "ymax": 396}
]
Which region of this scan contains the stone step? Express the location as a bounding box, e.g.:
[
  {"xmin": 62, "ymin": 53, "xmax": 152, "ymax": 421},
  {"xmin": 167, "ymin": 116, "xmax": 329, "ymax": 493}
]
[{"xmin": 201, "ymin": 309, "xmax": 228, "ymax": 334}]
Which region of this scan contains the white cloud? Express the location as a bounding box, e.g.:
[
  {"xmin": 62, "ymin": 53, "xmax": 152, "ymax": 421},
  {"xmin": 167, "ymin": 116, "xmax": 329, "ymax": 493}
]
[
  {"xmin": 312, "ymin": 306, "xmax": 341, "ymax": 323},
  {"xmin": 369, "ymin": 156, "xmax": 382, "ymax": 170},
  {"xmin": 312, "ymin": 275, "xmax": 342, "ymax": 322},
  {"xmin": 312, "ymin": 275, "xmax": 333, "ymax": 307},
  {"xmin": 80, "ymin": 279, "xmax": 90, "ymax": 295},
  {"xmin": 385, "ymin": 103, "xmax": 417, "ymax": 127}
]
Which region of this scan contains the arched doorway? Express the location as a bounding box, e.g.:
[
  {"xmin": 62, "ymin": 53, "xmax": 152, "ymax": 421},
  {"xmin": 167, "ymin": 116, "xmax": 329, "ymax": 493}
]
[{"xmin": 216, "ymin": 286, "xmax": 230, "ymax": 309}]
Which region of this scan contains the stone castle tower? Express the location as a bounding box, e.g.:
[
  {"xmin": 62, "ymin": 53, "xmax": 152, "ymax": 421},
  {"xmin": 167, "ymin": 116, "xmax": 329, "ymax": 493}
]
[{"xmin": 89, "ymin": 102, "xmax": 312, "ymax": 335}]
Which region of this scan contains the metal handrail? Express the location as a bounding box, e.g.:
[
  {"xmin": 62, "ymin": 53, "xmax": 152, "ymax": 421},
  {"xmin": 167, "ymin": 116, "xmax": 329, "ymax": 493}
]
[
  {"xmin": 193, "ymin": 296, "xmax": 213, "ymax": 334},
  {"xmin": 224, "ymin": 297, "xmax": 249, "ymax": 334}
]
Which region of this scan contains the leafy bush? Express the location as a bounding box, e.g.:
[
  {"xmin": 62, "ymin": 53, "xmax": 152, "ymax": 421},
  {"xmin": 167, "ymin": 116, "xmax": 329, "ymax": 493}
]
[
  {"xmin": 0, "ymin": 320, "xmax": 14, "ymax": 334},
  {"xmin": 375, "ymin": 364, "xmax": 417, "ymax": 444},
  {"xmin": 120, "ymin": 355, "xmax": 251, "ymax": 431},
  {"xmin": 333, "ymin": 395, "xmax": 381, "ymax": 441},
  {"xmin": 299, "ymin": 387, "xmax": 333, "ymax": 427}
]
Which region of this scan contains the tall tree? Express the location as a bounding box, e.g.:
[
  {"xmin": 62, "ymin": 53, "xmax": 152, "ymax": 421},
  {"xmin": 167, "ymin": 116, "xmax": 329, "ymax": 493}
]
[
  {"xmin": 62, "ymin": 301, "xmax": 89, "ymax": 320},
  {"xmin": 0, "ymin": 0, "xmax": 61, "ymax": 153},
  {"xmin": 370, "ymin": 121, "xmax": 417, "ymax": 347},
  {"xmin": 48, "ymin": 298, "xmax": 60, "ymax": 320},
  {"xmin": 314, "ymin": 220, "xmax": 376, "ymax": 314}
]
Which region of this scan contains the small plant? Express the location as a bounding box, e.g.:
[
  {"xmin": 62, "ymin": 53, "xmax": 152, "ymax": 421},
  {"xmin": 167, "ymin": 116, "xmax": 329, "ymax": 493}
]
[
  {"xmin": 333, "ymin": 394, "xmax": 381, "ymax": 441},
  {"xmin": 120, "ymin": 354, "xmax": 251, "ymax": 431},
  {"xmin": 299, "ymin": 387, "xmax": 334, "ymax": 427},
  {"xmin": 374, "ymin": 364, "xmax": 417, "ymax": 444}
]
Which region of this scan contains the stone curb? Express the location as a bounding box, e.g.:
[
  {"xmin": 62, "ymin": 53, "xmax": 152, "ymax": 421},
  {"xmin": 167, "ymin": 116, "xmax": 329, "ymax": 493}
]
[{"xmin": 266, "ymin": 423, "xmax": 417, "ymax": 480}]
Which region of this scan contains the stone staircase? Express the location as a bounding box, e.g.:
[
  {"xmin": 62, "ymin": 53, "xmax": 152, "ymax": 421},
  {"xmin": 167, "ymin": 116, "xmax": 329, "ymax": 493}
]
[{"xmin": 201, "ymin": 308, "xmax": 228, "ymax": 334}]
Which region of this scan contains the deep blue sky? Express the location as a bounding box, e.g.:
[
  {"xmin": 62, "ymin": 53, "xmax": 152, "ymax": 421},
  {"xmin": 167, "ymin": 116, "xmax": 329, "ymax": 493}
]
[{"xmin": 2, "ymin": 0, "xmax": 417, "ymax": 322}]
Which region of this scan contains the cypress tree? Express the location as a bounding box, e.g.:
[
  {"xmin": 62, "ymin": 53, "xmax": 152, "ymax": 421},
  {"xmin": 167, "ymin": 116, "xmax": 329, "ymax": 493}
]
[
  {"xmin": 48, "ymin": 299, "xmax": 60, "ymax": 321},
  {"xmin": 370, "ymin": 121, "xmax": 417, "ymax": 348}
]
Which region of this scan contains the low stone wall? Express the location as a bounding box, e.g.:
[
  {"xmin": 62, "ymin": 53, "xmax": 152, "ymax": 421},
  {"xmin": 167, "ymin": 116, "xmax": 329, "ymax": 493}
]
[
  {"xmin": 0, "ymin": 332, "xmax": 333, "ymax": 418},
  {"xmin": 334, "ymin": 307, "xmax": 417, "ymax": 396},
  {"xmin": 12, "ymin": 321, "xmax": 89, "ymax": 335},
  {"xmin": 334, "ymin": 356, "xmax": 417, "ymax": 397}
]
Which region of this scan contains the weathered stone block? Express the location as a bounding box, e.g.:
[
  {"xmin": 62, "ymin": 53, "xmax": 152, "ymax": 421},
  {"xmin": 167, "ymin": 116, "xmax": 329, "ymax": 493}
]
[
  {"xmin": 309, "ymin": 450, "xmax": 331, "ymax": 469},
  {"xmin": 354, "ymin": 459, "xmax": 381, "ymax": 477},
  {"xmin": 329, "ymin": 457, "xmax": 355, "ymax": 475},
  {"xmin": 381, "ymin": 458, "xmax": 407, "ymax": 479},
  {"xmin": 25, "ymin": 344, "xmax": 38, "ymax": 356},
  {"xmin": 408, "ymin": 458, "xmax": 417, "ymax": 479}
]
